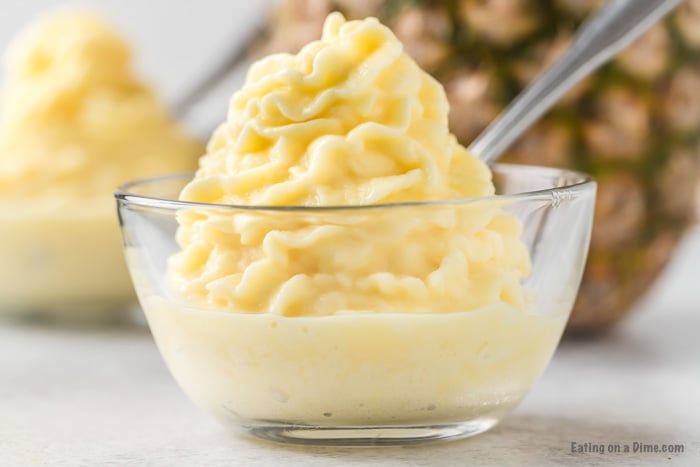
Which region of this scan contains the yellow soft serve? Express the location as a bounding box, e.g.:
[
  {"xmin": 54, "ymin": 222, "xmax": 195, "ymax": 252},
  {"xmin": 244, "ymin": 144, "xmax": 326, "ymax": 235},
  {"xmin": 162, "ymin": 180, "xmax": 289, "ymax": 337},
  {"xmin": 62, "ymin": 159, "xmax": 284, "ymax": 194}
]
[
  {"xmin": 128, "ymin": 13, "xmax": 574, "ymax": 433},
  {"xmin": 0, "ymin": 11, "xmax": 200, "ymax": 200},
  {"xmin": 0, "ymin": 11, "xmax": 200, "ymax": 314},
  {"xmin": 168, "ymin": 13, "xmax": 530, "ymax": 316}
]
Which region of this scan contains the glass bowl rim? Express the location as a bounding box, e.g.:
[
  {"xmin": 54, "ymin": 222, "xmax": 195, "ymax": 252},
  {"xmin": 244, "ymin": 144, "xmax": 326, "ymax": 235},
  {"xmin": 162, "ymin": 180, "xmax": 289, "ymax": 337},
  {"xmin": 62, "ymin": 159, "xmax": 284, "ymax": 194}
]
[{"xmin": 114, "ymin": 163, "xmax": 596, "ymax": 212}]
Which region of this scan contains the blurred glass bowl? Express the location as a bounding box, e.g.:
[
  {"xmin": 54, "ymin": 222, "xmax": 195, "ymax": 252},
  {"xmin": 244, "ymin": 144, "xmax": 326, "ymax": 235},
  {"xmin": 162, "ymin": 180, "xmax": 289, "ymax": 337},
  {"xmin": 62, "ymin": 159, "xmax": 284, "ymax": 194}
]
[
  {"xmin": 116, "ymin": 164, "xmax": 595, "ymax": 445},
  {"xmin": 0, "ymin": 200, "xmax": 136, "ymax": 324}
]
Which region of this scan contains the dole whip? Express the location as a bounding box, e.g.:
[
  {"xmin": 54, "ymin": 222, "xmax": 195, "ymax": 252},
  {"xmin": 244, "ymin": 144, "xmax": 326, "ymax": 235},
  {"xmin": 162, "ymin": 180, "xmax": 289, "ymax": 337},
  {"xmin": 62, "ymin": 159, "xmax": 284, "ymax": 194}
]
[
  {"xmin": 0, "ymin": 11, "xmax": 200, "ymax": 315},
  {"xmin": 142, "ymin": 13, "xmax": 567, "ymax": 426}
]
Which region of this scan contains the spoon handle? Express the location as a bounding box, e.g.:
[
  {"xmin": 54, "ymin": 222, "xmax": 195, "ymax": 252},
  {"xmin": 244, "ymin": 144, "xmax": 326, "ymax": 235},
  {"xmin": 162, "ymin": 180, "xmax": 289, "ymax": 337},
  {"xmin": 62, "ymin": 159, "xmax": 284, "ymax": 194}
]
[{"xmin": 468, "ymin": 0, "xmax": 683, "ymax": 165}]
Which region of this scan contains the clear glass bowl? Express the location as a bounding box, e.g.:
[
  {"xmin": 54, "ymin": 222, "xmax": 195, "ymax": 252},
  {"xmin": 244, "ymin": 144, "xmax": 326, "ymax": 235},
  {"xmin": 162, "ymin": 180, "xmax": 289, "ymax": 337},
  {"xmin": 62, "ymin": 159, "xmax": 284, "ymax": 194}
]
[
  {"xmin": 116, "ymin": 164, "xmax": 596, "ymax": 446},
  {"xmin": 0, "ymin": 199, "xmax": 137, "ymax": 324}
]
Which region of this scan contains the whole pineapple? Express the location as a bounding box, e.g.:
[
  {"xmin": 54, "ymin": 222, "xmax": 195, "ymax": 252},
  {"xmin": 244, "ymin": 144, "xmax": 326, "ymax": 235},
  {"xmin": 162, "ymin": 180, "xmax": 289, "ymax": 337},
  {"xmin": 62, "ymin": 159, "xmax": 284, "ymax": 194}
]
[{"xmin": 254, "ymin": 0, "xmax": 700, "ymax": 334}]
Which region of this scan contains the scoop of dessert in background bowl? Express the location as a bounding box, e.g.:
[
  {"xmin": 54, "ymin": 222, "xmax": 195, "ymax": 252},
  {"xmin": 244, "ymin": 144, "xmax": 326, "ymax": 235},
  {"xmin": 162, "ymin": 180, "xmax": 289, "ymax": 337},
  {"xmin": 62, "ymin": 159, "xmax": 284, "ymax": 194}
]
[{"xmin": 0, "ymin": 10, "xmax": 201, "ymax": 324}]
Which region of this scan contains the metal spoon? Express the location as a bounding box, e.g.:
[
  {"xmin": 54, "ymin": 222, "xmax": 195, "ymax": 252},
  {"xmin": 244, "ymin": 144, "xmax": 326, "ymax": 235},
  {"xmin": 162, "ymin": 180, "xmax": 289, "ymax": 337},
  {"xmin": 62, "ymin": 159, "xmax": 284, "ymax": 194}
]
[{"xmin": 469, "ymin": 0, "xmax": 683, "ymax": 164}]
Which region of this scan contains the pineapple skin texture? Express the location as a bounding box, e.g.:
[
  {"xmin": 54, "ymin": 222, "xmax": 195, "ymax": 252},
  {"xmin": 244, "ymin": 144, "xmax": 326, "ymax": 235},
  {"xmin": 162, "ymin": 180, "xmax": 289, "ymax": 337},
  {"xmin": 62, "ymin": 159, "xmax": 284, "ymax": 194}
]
[{"xmin": 256, "ymin": 0, "xmax": 700, "ymax": 334}]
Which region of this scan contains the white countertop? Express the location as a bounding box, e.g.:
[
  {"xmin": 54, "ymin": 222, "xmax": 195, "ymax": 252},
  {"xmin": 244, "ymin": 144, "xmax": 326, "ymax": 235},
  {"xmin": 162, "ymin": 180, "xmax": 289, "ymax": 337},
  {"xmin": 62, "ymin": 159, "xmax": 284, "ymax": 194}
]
[{"xmin": 2, "ymin": 227, "xmax": 699, "ymax": 467}]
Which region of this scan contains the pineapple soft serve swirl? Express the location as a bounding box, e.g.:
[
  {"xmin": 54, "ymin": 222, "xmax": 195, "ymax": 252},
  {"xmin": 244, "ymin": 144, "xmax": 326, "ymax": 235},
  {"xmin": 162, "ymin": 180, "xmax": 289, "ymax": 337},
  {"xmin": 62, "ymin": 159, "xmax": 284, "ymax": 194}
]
[
  {"xmin": 169, "ymin": 13, "xmax": 530, "ymax": 315},
  {"xmin": 0, "ymin": 12, "xmax": 199, "ymax": 201},
  {"xmin": 142, "ymin": 13, "xmax": 568, "ymax": 426},
  {"xmin": 0, "ymin": 11, "xmax": 199, "ymax": 312}
]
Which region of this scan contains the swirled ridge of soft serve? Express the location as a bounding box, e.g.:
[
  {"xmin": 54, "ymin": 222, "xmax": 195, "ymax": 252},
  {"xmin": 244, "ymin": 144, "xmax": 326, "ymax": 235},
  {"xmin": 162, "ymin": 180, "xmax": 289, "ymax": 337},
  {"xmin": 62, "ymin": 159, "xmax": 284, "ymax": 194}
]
[
  {"xmin": 168, "ymin": 13, "xmax": 530, "ymax": 316},
  {"xmin": 0, "ymin": 10, "xmax": 200, "ymax": 201}
]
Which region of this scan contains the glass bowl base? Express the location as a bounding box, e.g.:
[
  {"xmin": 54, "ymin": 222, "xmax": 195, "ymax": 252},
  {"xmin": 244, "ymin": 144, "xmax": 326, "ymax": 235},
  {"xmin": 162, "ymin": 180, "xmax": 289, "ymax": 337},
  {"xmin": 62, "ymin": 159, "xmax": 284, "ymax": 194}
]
[{"xmin": 237, "ymin": 418, "xmax": 500, "ymax": 446}]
